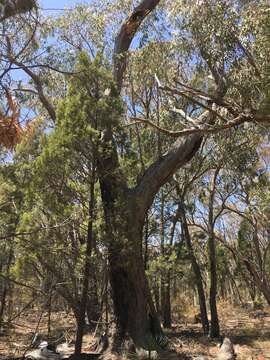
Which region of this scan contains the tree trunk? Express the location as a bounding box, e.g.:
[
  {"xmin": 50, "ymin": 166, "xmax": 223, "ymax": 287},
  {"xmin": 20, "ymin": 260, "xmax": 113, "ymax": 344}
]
[
  {"xmin": 207, "ymin": 170, "xmax": 220, "ymax": 338},
  {"xmin": 162, "ymin": 272, "xmax": 172, "ymax": 328},
  {"xmin": 244, "ymin": 260, "xmax": 270, "ymax": 306},
  {"xmin": 75, "ymin": 172, "xmax": 96, "ymax": 354},
  {"xmin": 153, "ymin": 276, "xmax": 160, "ymax": 314},
  {"xmin": 0, "ymin": 246, "xmax": 13, "ymax": 327},
  {"xmin": 159, "ymin": 191, "xmax": 167, "ymax": 328},
  {"xmin": 86, "ymin": 279, "xmax": 100, "ymax": 329},
  {"xmin": 99, "ymin": 181, "xmax": 163, "ymax": 351},
  {"xmin": 208, "ymin": 231, "xmax": 220, "ymax": 338},
  {"xmin": 179, "ymin": 201, "xmax": 209, "ymax": 335}
]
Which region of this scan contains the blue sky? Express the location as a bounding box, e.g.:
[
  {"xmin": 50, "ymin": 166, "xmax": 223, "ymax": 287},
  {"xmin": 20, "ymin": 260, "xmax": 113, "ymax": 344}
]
[{"xmin": 40, "ymin": 0, "xmax": 90, "ymax": 10}]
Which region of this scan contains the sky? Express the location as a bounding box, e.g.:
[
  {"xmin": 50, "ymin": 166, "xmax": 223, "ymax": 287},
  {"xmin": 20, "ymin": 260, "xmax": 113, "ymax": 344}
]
[{"xmin": 40, "ymin": 0, "xmax": 90, "ymax": 11}]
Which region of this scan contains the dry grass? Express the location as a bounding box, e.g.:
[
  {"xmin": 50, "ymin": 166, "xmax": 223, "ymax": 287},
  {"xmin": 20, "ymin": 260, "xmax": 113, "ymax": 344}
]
[
  {"xmin": 0, "ymin": 302, "xmax": 270, "ymax": 359},
  {"xmin": 168, "ymin": 301, "xmax": 270, "ymax": 359}
]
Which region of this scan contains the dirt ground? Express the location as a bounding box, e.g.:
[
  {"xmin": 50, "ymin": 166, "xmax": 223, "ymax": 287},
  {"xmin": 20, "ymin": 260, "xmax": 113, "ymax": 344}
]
[{"xmin": 0, "ymin": 302, "xmax": 269, "ymax": 359}]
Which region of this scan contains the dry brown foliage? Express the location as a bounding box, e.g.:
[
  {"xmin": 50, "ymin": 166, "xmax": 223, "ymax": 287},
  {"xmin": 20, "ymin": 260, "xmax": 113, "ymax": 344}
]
[{"xmin": 0, "ymin": 91, "xmax": 23, "ymax": 149}]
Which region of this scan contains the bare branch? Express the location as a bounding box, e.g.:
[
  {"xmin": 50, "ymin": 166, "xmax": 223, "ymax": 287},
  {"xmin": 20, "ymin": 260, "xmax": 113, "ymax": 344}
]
[
  {"xmin": 170, "ymin": 107, "xmax": 200, "ymax": 128},
  {"xmin": 6, "ymin": 37, "xmax": 56, "ymax": 121},
  {"xmin": 160, "ymin": 84, "xmax": 232, "ymax": 121},
  {"xmin": 12, "ymin": 63, "xmax": 78, "ymax": 75},
  {"xmin": 128, "ymin": 113, "xmax": 265, "ymax": 138},
  {"xmin": 0, "ymin": 218, "xmax": 71, "ymax": 241}
]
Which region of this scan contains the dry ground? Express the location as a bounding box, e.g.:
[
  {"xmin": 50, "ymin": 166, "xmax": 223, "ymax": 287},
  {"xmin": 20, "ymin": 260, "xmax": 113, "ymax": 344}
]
[{"xmin": 0, "ymin": 302, "xmax": 269, "ymax": 359}]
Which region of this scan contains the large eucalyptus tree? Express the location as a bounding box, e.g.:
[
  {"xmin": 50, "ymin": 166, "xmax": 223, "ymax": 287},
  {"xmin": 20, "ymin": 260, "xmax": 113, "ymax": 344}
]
[{"xmin": 1, "ymin": 0, "xmax": 269, "ymax": 356}]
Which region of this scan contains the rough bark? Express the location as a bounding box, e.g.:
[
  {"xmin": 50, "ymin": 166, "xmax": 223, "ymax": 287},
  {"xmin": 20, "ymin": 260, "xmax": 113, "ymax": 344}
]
[
  {"xmin": 97, "ymin": 128, "xmax": 164, "ymax": 349},
  {"xmin": 97, "ymin": 125, "xmax": 205, "ymax": 351}
]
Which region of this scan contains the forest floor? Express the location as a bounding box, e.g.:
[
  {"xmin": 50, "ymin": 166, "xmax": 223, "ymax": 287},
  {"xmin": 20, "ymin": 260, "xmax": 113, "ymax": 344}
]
[{"xmin": 0, "ymin": 302, "xmax": 270, "ymax": 359}]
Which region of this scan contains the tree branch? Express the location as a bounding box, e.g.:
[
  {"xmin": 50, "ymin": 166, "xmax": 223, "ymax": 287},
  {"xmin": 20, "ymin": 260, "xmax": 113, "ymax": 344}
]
[
  {"xmin": 114, "ymin": 0, "xmax": 160, "ymax": 91},
  {"xmin": 135, "ymin": 132, "xmax": 203, "ymax": 220},
  {"xmin": 7, "ymin": 51, "xmax": 56, "ymax": 121},
  {"xmin": 128, "ymin": 113, "xmax": 252, "ymax": 138}
]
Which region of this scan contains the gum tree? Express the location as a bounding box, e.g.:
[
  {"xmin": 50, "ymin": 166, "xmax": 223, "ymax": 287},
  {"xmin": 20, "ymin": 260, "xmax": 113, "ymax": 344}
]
[{"xmin": 2, "ymin": 0, "xmax": 269, "ymax": 355}]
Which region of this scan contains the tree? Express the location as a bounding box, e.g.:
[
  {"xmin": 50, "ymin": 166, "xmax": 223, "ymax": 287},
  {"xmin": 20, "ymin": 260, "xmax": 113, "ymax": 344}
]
[{"xmin": 0, "ymin": 0, "xmax": 269, "ymax": 356}]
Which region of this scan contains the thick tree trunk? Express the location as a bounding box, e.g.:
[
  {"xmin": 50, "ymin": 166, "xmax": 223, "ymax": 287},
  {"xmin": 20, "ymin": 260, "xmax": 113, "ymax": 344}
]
[
  {"xmin": 97, "ymin": 127, "xmax": 204, "ymax": 353},
  {"xmin": 99, "ymin": 180, "xmax": 163, "ymax": 351}
]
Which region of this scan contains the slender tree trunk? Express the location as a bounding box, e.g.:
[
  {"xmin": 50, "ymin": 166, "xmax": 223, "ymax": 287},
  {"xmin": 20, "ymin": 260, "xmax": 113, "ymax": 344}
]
[
  {"xmin": 47, "ymin": 288, "xmax": 52, "ymax": 336},
  {"xmin": 162, "ymin": 198, "xmax": 181, "ymax": 329},
  {"xmin": 163, "ymin": 272, "xmax": 172, "ymax": 328},
  {"xmin": 86, "ymin": 278, "xmax": 100, "ymax": 329},
  {"xmin": 86, "ymin": 200, "xmax": 100, "ymax": 329},
  {"xmin": 159, "ymin": 191, "xmax": 167, "ymax": 328},
  {"xmin": 179, "ymin": 201, "xmax": 209, "ymax": 335},
  {"xmin": 208, "ymin": 231, "xmax": 219, "ymax": 337},
  {"xmin": 75, "ymin": 171, "xmax": 96, "ymax": 354},
  {"xmin": 153, "ymin": 276, "xmax": 160, "ymax": 314},
  {"xmin": 208, "ymin": 169, "xmax": 220, "ymax": 338},
  {"xmin": 0, "ymin": 247, "xmax": 13, "ymax": 327},
  {"xmin": 244, "ymin": 260, "xmax": 270, "ymax": 306}
]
